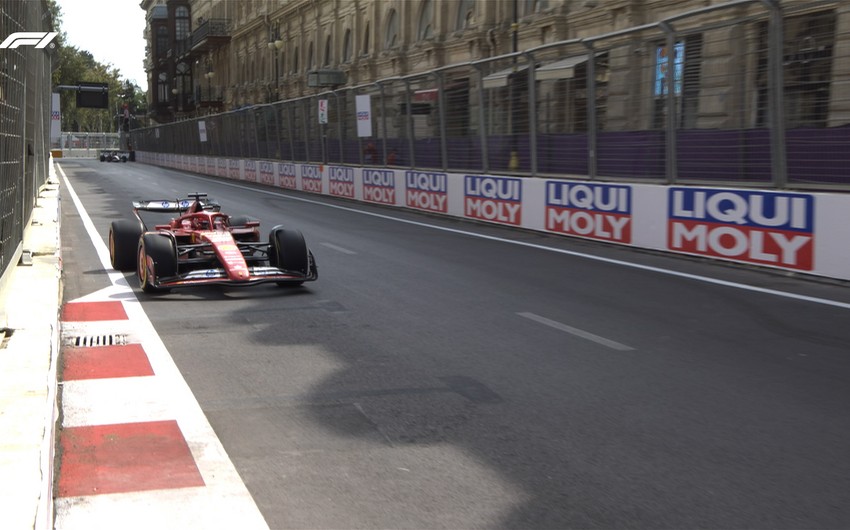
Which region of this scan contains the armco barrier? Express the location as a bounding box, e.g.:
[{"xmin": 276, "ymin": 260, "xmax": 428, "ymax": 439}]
[{"xmin": 136, "ymin": 152, "xmax": 850, "ymax": 282}]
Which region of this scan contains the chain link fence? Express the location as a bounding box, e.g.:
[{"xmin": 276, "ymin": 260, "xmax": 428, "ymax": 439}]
[
  {"xmin": 132, "ymin": 0, "xmax": 850, "ymax": 191},
  {"xmin": 0, "ymin": 1, "xmax": 55, "ymax": 280}
]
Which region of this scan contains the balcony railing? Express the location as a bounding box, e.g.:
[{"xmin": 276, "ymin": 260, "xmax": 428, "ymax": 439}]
[{"xmin": 190, "ymin": 19, "xmax": 231, "ymax": 52}]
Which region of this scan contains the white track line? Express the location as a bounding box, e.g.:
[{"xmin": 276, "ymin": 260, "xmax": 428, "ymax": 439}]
[{"xmin": 517, "ymin": 312, "xmax": 635, "ymax": 351}]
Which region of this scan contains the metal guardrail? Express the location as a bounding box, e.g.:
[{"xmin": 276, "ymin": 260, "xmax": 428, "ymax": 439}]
[{"xmin": 132, "ymin": 0, "xmax": 850, "ymax": 191}]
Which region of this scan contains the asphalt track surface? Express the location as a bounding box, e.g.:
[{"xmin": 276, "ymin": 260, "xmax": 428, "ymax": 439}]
[{"xmin": 58, "ymin": 159, "xmax": 850, "ymax": 529}]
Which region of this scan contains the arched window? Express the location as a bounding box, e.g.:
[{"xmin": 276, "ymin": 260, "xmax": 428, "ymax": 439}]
[
  {"xmin": 175, "ymin": 61, "xmax": 190, "ymax": 96},
  {"xmin": 324, "ymin": 35, "xmax": 332, "ymax": 66},
  {"xmin": 363, "ymin": 22, "xmax": 370, "ymax": 56},
  {"xmin": 456, "ymin": 0, "xmax": 475, "ymax": 31},
  {"xmin": 175, "ymin": 6, "xmax": 190, "ymax": 40},
  {"xmin": 418, "ymin": 0, "xmax": 433, "ymax": 40},
  {"xmin": 342, "ymin": 29, "xmax": 352, "ymax": 63},
  {"xmin": 156, "ymin": 26, "xmax": 168, "ymax": 58},
  {"xmin": 385, "ymin": 9, "xmax": 399, "ymax": 49},
  {"xmin": 157, "ymin": 71, "xmax": 169, "ymax": 103}
]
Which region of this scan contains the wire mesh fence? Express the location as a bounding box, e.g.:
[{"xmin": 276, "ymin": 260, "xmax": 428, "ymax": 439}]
[
  {"xmin": 0, "ymin": 1, "xmax": 55, "ymax": 279},
  {"xmin": 131, "ymin": 0, "xmax": 850, "ymax": 191}
]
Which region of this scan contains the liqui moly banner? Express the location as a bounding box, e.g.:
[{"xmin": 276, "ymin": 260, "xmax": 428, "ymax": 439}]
[
  {"xmin": 406, "ymin": 171, "xmax": 447, "ymax": 213},
  {"xmin": 278, "ymin": 163, "xmax": 297, "ymax": 189},
  {"xmin": 302, "ymin": 164, "xmax": 323, "ymax": 193},
  {"xmin": 329, "ymin": 166, "xmax": 355, "ymax": 198},
  {"xmin": 464, "ymin": 175, "xmax": 522, "ymax": 226},
  {"xmin": 546, "ymin": 182, "xmax": 632, "ymax": 243},
  {"xmin": 668, "ymin": 188, "xmax": 815, "ymax": 270},
  {"xmin": 363, "ymin": 169, "xmax": 396, "ymax": 205},
  {"xmin": 259, "ymin": 161, "xmax": 274, "ymax": 185}
]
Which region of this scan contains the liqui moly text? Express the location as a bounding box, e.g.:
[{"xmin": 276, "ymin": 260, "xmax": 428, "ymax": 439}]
[
  {"xmin": 546, "ymin": 182, "xmax": 632, "ymax": 243},
  {"xmin": 668, "ymin": 188, "xmax": 814, "ymax": 270},
  {"xmin": 464, "ymin": 176, "xmax": 522, "ymax": 226}
]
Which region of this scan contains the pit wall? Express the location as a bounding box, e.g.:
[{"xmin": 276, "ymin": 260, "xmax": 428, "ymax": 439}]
[{"xmin": 136, "ymin": 152, "xmax": 850, "ymax": 282}]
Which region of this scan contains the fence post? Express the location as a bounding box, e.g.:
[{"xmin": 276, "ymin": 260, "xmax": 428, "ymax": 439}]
[
  {"xmin": 525, "ymin": 51, "xmax": 539, "ymax": 176},
  {"xmin": 472, "ymin": 64, "xmax": 489, "ymax": 174},
  {"xmin": 660, "ymin": 21, "xmax": 678, "ymax": 185},
  {"xmin": 584, "ymin": 41, "xmax": 598, "ymax": 180},
  {"xmin": 435, "ymin": 72, "xmax": 448, "ymax": 171},
  {"xmin": 760, "ymin": 0, "xmax": 787, "ymax": 188},
  {"xmin": 402, "ymin": 79, "xmax": 416, "ymax": 168}
]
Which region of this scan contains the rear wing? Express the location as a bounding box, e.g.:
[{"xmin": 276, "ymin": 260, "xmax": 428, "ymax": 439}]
[{"xmin": 132, "ymin": 197, "xmax": 221, "ymax": 213}]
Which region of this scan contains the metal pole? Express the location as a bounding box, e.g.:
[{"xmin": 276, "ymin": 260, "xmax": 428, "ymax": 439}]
[
  {"xmin": 402, "ymin": 79, "xmax": 416, "ymax": 168},
  {"xmin": 525, "ymin": 51, "xmax": 538, "ymax": 176},
  {"xmin": 472, "ymin": 64, "xmax": 489, "ymax": 173},
  {"xmin": 761, "ymin": 0, "xmax": 787, "ymax": 188},
  {"xmin": 584, "ymin": 42, "xmax": 598, "ymax": 180},
  {"xmin": 436, "ymin": 72, "xmax": 449, "ymax": 171},
  {"xmin": 661, "ymin": 22, "xmax": 678, "ymax": 185}
]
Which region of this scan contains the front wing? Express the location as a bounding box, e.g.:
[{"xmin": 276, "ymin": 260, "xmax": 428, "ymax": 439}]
[{"xmin": 151, "ymin": 264, "xmax": 317, "ymax": 289}]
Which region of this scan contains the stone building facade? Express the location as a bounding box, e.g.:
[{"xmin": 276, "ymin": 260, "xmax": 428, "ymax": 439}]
[{"xmin": 139, "ymin": 0, "xmax": 849, "ymax": 133}]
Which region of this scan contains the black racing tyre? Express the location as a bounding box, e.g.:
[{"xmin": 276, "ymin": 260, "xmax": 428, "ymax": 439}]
[
  {"xmin": 229, "ymin": 215, "xmax": 257, "ymax": 227},
  {"xmin": 120, "ymin": 155, "xmax": 128, "ymax": 162},
  {"xmin": 109, "ymin": 219, "xmax": 143, "ymax": 271},
  {"xmin": 99, "ymin": 155, "xmax": 105, "ymax": 162},
  {"xmin": 269, "ymin": 226, "xmax": 310, "ymax": 285},
  {"xmin": 137, "ymin": 233, "xmax": 177, "ymax": 293}
]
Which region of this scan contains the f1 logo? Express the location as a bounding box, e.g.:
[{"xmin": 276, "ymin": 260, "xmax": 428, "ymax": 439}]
[{"xmin": 0, "ymin": 32, "xmax": 58, "ymax": 49}]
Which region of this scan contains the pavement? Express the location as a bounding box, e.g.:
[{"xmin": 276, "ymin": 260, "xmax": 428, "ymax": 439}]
[{"xmin": 0, "ymin": 158, "xmax": 62, "ymax": 530}]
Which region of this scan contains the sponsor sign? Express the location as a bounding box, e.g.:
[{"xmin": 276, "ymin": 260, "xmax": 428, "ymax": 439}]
[
  {"xmin": 302, "ymin": 164, "xmax": 323, "ymax": 193},
  {"xmin": 464, "ymin": 175, "xmax": 522, "ymax": 226},
  {"xmin": 198, "ymin": 120, "xmax": 208, "ymax": 142},
  {"xmin": 228, "ymin": 159, "xmax": 241, "ymax": 179},
  {"xmin": 244, "ymin": 160, "xmax": 257, "ymax": 182},
  {"xmin": 363, "ymin": 169, "xmax": 396, "ymax": 205},
  {"xmin": 328, "ymin": 166, "xmax": 355, "ymax": 198},
  {"xmin": 259, "ymin": 161, "xmax": 274, "ymax": 185},
  {"xmin": 278, "ymin": 163, "xmax": 297, "ymax": 189},
  {"xmin": 406, "ymin": 171, "xmax": 447, "ymax": 213},
  {"xmin": 668, "ymin": 188, "xmax": 814, "ymax": 270},
  {"xmin": 355, "ymin": 95, "xmax": 372, "ymax": 137},
  {"xmin": 545, "ymin": 182, "xmax": 632, "ymax": 243},
  {"xmin": 216, "ymin": 158, "xmax": 227, "ymax": 177}
]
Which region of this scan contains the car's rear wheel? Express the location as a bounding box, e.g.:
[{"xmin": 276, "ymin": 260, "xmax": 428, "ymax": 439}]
[
  {"xmin": 137, "ymin": 233, "xmax": 177, "ymax": 293},
  {"xmin": 269, "ymin": 226, "xmax": 312, "ymax": 286},
  {"xmin": 109, "ymin": 220, "xmax": 143, "ymax": 271}
]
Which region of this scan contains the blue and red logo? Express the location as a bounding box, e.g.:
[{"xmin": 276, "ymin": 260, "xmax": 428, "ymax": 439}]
[
  {"xmin": 464, "ymin": 176, "xmax": 522, "ymax": 226},
  {"xmin": 545, "ymin": 182, "xmax": 631, "ymax": 243},
  {"xmin": 302, "ymin": 164, "xmax": 322, "ymax": 193},
  {"xmin": 363, "ymin": 169, "xmax": 395, "ymax": 205},
  {"xmin": 277, "ymin": 163, "xmax": 296, "ymax": 189},
  {"xmin": 329, "ymin": 167, "xmax": 355, "ymax": 198},
  {"xmin": 406, "ymin": 171, "xmax": 447, "ymax": 213},
  {"xmin": 668, "ymin": 188, "xmax": 814, "ymax": 270}
]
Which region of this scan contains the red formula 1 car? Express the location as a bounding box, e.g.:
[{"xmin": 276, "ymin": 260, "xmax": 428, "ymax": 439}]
[{"xmin": 108, "ymin": 193, "xmax": 317, "ymax": 292}]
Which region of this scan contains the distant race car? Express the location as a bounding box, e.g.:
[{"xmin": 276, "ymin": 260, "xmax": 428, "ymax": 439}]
[
  {"xmin": 108, "ymin": 193, "xmax": 318, "ymax": 292},
  {"xmin": 99, "ymin": 150, "xmax": 128, "ymax": 162}
]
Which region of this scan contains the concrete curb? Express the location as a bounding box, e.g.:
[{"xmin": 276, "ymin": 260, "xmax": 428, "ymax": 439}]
[{"xmin": 0, "ymin": 158, "xmax": 62, "ymax": 530}]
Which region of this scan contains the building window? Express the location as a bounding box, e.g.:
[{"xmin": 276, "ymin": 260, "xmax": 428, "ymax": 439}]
[
  {"xmin": 157, "ymin": 71, "xmax": 169, "ymax": 104},
  {"xmin": 385, "ymin": 9, "xmax": 399, "ymax": 49},
  {"xmin": 343, "ymin": 29, "xmax": 352, "ymax": 63},
  {"xmin": 456, "ymin": 0, "xmax": 475, "ymax": 31},
  {"xmin": 324, "ymin": 35, "xmax": 332, "ymax": 66},
  {"xmin": 156, "ymin": 26, "xmax": 168, "ymax": 58},
  {"xmin": 757, "ymin": 10, "xmax": 835, "ymax": 128},
  {"xmin": 652, "ymin": 35, "xmax": 702, "ymax": 129},
  {"xmin": 418, "ymin": 0, "xmax": 433, "ymax": 41},
  {"xmin": 174, "ymin": 6, "xmax": 190, "ymax": 56},
  {"xmin": 524, "ymin": 0, "xmax": 548, "ymax": 16},
  {"xmin": 308, "ymin": 42, "xmax": 314, "ymax": 70},
  {"xmin": 293, "ymin": 46, "xmax": 299, "ymax": 72},
  {"xmin": 363, "ymin": 22, "xmax": 371, "ymax": 56}
]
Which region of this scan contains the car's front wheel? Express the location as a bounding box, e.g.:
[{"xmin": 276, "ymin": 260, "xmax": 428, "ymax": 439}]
[
  {"xmin": 109, "ymin": 220, "xmax": 143, "ymax": 271},
  {"xmin": 269, "ymin": 226, "xmax": 314, "ymax": 286},
  {"xmin": 137, "ymin": 233, "xmax": 177, "ymax": 293}
]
